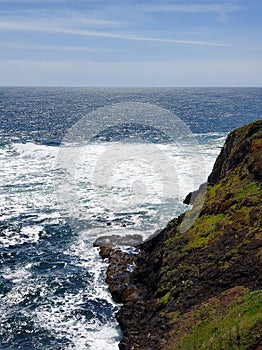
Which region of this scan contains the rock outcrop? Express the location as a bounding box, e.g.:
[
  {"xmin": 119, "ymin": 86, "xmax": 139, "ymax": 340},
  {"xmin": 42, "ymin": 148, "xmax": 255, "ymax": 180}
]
[{"xmin": 98, "ymin": 120, "xmax": 262, "ymax": 350}]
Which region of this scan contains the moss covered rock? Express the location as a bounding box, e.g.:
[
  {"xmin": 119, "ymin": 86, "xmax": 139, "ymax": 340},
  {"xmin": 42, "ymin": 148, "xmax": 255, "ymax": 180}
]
[{"xmin": 101, "ymin": 120, "xmax": 262, "ymax": 350}]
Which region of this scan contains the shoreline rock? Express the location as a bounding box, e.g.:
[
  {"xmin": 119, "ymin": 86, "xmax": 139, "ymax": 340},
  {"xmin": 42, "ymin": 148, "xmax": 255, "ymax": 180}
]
[
  {"xmin": 99, "ymin": 246, "xmax": 141, "ymax": 304},
  {"xmin": 94, "ymin": 234, "xmax": 143, "ymax": 248}
]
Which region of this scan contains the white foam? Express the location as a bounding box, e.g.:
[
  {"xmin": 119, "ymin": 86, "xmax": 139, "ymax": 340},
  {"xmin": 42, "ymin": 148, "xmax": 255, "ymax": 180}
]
[
  {"xmin": 0, "ymin": 134, "xmax": 226, "ymax": 348},
  {"xmin": 0, "ymin": 236, "xmax": 121, "ymax": 349},
  {"xmin": 33, "ymin": 240, "xmax": 121, "ymax": 350},
  {"xmin": 35, "ymin": 295, "xmax": 120, "ymax": 350},
  {"xmin": 0, "ymin": 225, "xmax": 43, "ymax": 247},
  {"xmin": 56, "ymin": 140, "xmax": 214, "ymax": 233},
  {"xmin": 2, "ymin": 263, "xmax": 32, "ymax": 283},
  {"xmin": 81, "ymin": 324, "xmax": 120, "ymax": 350},
  {"xmin": 12, "ymin": 142, "xmax": 57, "ymax": 160},
  {"xmin": 0, "ymin": 142, "xmax": 60, "ymax": 226}
]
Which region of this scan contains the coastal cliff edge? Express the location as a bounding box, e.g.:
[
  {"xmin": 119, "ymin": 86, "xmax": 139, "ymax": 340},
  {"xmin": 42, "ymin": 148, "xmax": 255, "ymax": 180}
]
[{"xmin": 97, "ymin": 120, "xmax": 262, "ymax": 350}]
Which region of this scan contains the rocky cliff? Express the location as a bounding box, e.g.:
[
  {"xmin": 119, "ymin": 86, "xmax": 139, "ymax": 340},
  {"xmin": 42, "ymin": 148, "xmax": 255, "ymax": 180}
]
[{"xmin": 98, "ymin": 120, "xmax": 262, "ymax": 350}]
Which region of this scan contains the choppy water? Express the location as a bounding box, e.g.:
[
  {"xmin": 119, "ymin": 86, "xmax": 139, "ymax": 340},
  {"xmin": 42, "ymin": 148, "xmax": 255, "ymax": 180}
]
[{"xmin": 0, "ymin": 87, "xmax": 261, "ymax": 349}]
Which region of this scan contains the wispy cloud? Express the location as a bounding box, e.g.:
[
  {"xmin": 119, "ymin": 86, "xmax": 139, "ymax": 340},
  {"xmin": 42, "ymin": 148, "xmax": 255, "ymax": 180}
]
[
  {"xmin": 0, "ymin": 9, "xmax": 120, "ymax": 28},
  {"xmin": 0, "ymin": 42, "xmax": 117, "ymax": 53},
  {"xmin": 0, "ymin": 21, "xmax": 226, "ymax": 47},
  {"xmin": 0, "ymin": 0, "xmax": 260, "ymax": 86},
  {"xmin": 0, "ymin": 0, "xmax": 64, "ymax": 2},
  {"xmin": 0, "ymin": 4, "xmax": 233, "ymax": 49},
  {"xmin": 144, "ymin": 2, "xmax": 242, "ymax": 17}
]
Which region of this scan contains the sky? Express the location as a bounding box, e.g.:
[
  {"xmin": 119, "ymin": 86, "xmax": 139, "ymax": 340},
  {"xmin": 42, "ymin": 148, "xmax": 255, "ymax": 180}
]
[{"xmin": 0, "ymin": 0, "xmax": 261, "ymax": 86}]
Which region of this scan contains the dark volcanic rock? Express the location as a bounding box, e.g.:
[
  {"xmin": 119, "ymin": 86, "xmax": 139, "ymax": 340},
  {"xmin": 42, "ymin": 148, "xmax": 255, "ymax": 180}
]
[
  {"xmin": 183, "ymin": 182, "xmax": 207, "ymax": 205},
  {"xmin": 208, "ymin": 120, "xmax": 262, "ymax": 185},
  {"xmin": 100, "ymin": 121, "xmax": 262, "ymax": 350},
  {"xmin": 183, "ymin": 191, "xmax": 193, "ymax": 205},
  {"xmin": 98, "ymin": 246, "xmax": 142, "ymax": 304}
]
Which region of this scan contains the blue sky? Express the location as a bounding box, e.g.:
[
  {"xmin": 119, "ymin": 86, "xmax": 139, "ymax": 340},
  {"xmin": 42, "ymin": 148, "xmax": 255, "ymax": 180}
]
[{"xmin": 0, "ymin": 0, "xmax": 261, "ymax": 86}]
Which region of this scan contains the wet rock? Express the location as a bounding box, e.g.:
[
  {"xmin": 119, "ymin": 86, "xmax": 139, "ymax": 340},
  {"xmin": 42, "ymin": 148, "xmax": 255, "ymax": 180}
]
[
  {"xmin": 183, "ymin": 182, "xmax": 206, "ymax": 205},
  {"xmin": 93, "ymin": 234, "xmax": 143, "ymax": 247},
  {"xmin": 97, "ymin": 246, "xmax": 143, "ymax": 305}
]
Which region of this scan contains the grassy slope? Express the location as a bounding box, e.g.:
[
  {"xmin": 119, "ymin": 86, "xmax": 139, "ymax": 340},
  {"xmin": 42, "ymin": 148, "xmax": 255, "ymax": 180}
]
[{"xmin": 152, "ymin": 121, "xmax": 262, "ymax": 349}]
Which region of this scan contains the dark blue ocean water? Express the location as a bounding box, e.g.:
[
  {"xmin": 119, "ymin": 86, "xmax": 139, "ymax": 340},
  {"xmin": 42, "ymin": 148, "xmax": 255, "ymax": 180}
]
[
  {"xmin": 0, "ymin": 87, "xmax": 261, "ymax": 350},
  {"xmin": 1, "ymin": 87, "xmax": 261, "ymax": 145}
]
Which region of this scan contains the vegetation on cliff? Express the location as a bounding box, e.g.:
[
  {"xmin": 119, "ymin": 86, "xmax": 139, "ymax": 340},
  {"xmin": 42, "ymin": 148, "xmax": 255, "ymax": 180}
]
[{"xmin": 99, "ymin": 120, "xmax": 262, "ymax": 350}]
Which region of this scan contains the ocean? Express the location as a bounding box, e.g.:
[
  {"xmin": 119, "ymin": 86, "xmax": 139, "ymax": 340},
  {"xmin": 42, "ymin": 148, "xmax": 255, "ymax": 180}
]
[{"xmin": 0, "ymin": 87, "xmax": 261, "ymax": 349}]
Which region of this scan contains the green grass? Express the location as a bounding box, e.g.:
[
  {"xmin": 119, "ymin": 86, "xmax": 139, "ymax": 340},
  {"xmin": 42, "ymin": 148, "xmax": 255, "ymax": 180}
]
[
  {"xmin": 208, "ymin": 183, "xmax": 222, "ymax": 199},
  {"xmin": 235, "ymin": 182, "xmax": 259, "ymax": 200},
  {"xmin": 160, "ymin": 291, "xmax": 170, "ymax": 305},
  {"xmin": 170, "ymin": 289, "xmax": 262, "ymax": 350},
  {"xmin": 187, "ymin": 214, "xmax": 225, "ymax": 248}
]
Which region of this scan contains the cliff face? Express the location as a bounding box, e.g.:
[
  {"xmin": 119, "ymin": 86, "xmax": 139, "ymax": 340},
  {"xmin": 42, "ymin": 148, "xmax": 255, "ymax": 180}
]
[{"xmin": 99, "ymin": 120, "xmax": 262, "ymax": 350}]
